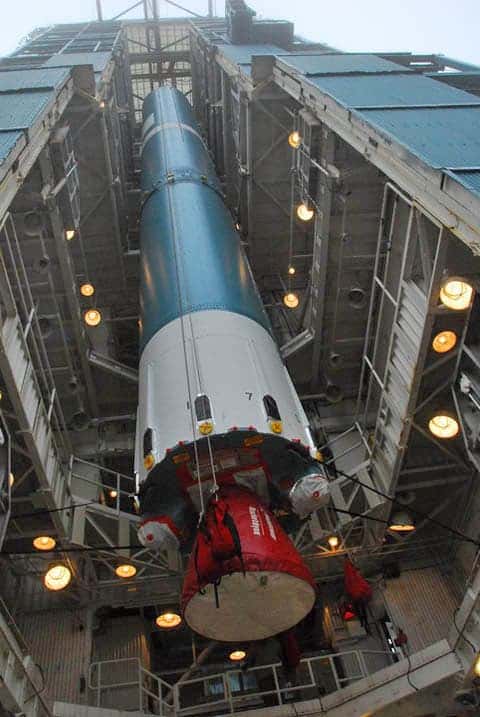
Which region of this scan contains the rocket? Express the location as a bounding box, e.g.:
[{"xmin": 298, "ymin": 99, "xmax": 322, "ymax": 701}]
[{"xmin": 136, "ymin": 87, "xmax": 329, "ymax": 641}]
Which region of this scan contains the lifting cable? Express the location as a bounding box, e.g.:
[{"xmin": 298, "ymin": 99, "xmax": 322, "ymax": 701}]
[
  {"xmin": 4, "ymin": 501, "xmax": 480, "ymax": 555},
  {"xmin": 166, "ymin": 158, "xmax": 205, "ymax": 518},
  {"xmin": 326, "ymin": 462, "xmax": 480, "ymax": 549},
  {"xmin": 168, "ymin": 104, "xmax": 218, "ymax": 509}
]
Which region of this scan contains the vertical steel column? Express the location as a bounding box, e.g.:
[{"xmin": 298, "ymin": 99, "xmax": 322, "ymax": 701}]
[{"xmin": 96, "ymin": 0, "xmax": 103, "ymax": 21}]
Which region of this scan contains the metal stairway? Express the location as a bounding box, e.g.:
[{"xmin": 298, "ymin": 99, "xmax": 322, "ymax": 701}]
[
  {"xmin": 0, "ymin": 230, "xmax": 72, "ymax": 539},
  {"xmin": 369, "ymin": 279, "xmax": 429, "ymax": 495}
]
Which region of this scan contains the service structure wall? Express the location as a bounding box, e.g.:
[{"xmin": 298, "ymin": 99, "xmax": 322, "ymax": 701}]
[
  {"xmin": 381, "ymin": 566, "xmax": 461, "ymax": 654},
  {"xmin": 17, "ymin": 608, "xmax": 92, "ymax": 708},
  {"xmin": 91, "ymin": 613, "xmax": 150, "ymax": 711}
]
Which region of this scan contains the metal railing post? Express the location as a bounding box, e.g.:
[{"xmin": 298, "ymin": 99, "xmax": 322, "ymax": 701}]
[
  {"xmin": 173, "ymin": 681, "xmax": 180, "ymax": 715},
  {"xmin": 306, "ymin": 657, "xmax": 315, "ymax": 688},
  {"xmin": 158, "ymin": 672, "xmax": 163, "ymax": 717},
  {"xmin": 97, "ymin": 662, "xmax": 101, "ymax": 707},
  {"xmin": 358, "ymin": 650, "xmax": 368, "ymax": 678},
  {"xmin": 138, "ymin": 659, "xmax": 143, "ymax": 713},
  {"xmin": 272, "ymin": 665, "xmax": 282, "ymax": 706},
  {"xmin": 116, "ymin": 472, "xmax": 120, "ymax": 514},
  {"xmin": 329, "ymin": 656, "xmax": 341, "ymax": 691},
  {"xmin": 223, "ymin": 673, "xmax": 233, "ymax": 714}
]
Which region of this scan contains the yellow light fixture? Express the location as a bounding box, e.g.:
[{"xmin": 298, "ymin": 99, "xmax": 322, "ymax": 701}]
[
  {"xmin": 144, "ymin": 453, "xmax": 155, "ymax": 470},
  {"xmin": 8, "ymin": 472, "xmax": 14, "ymax": 487},
  {"xmin": 84, "ymin": 309, "xmax": 101, "ymax": 327},
  {"xmin": 199, "ymin": 421, "xmax": 213, "ymax": 435},
  {"xmin": 109, "ymin": 489, "xmax": 118, "ymax": 499},
  {"xmin": 388, "ymin": 511, "xmax": 416, "ymax": 533},
  {"xmin": 328, "ymin": 535, "xmax": 339, "ymax": 549},
  {"xmin": 296, "ymin": 203, "xmax": 314, "ymax": 222},
  {"xmin": 288, "ymin": 265, "xmax": 296, "ymax": 276},
  {"xmin": 283, "ymin": 292, "xmax": 299, "ymax": 309},
  {"xmin": 80, "ymin": 283, "xmax": 95, "ymax": 297},
  {"xmin": 44, "ymin": 564, "xmax": 72, "ymax": 591},
  {"xmin": 432, "ymin": 330, "xmax": 457, "ymax": 354},
  {"xmin": 99, "ymin": 99, "xmax": 106, "ymax": 109},
  {"xmin": 65, "ymin": 229, "xmax": 75, "ymax": 241},
  {"xmin": 474, "ymin": 654, "xmax": 480, "ymax": 677},
  {"xmin": 33, "ymin": 536, "xmax": 56, "ymax": 551},
  {"xmin": 269, "ymin": 420, "xmax": 283, "ymax": 434},
  {"xmin": 428, "ymin": 413, "xmax": 459, "ymax": 439},
  {"xmin": 439, "ymin": 279, "xmax": 473, "ymax": 310},
  {"xmin": 229, "ymin": 650, "xmax": 246, "ymax": 662},
  {"xmin": 156, "ymin": 612, "xmax": 182, "ymax": 629},
  {"xmin": 288, "ymin": 130, "xmax": 301, "ymax": 149},
  {"xmin": 115, "ymin": 564, "xmax": 137, "ymax": 579}
]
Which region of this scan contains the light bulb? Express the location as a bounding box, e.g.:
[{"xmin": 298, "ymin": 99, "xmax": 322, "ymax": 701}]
[
  {"xmin": 288, "ymin": 265, "xmax": 296, "ymax": 275},
  {"xmin": 80, "ymin": 283, "xmax": 95, "ymax": 297},
  {"xmin": 65, "ymin": 229, "xmax": 75, "ymax": 241},
  {"xmin": 439, "ymin": 280, "xmax": 473, "ymax": 310},
  {"xmin": 115, "ymin": 564, "xmax": 137, "ymax": 579},
  {"xmin": 429, "ymin": 414, "xmax": 459, "ymax": 439},
  {"xmin": 432, "ymin": 330, "xmax": 457, "ymax": 353},
  {"xmin": 156, "ymin": 612, "xmax": 182, "ymax": 628},
  {"xmin": 84, "ymin": 309, "xmax": 101, "ymax": 327},
  {"xmin": 283, "ymin": 292, "xmax": 299, "ymax": 309},
  {"xmin": 33, "ymin": 536, "xmax": 56, "ymax": 551},
  {"xmin": 328, "ymin": 535, "xmax": 339, "ymax": 549},
  {"xmin": 44, "ymin": 564, "xmax": 71, "ymax": 591},
  {"xmin": 288, "ymin": 131, "xmax": 301, "ymax": 149},
  {"xmin": 297, "ymin": 203, "xmax": 314, "ymax": 222},
  {"xmin": 388, "ymin": 511, "xmax": 415, "ymax": 533},
  {"xmin": 229, "ymin": 650, "xmax": 246, "ymax": 661}
]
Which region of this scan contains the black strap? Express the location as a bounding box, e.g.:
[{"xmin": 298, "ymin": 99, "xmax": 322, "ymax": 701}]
[
  {"xmin": 213, "ymin": 577, "xmax": 221, "ymax": 609},
  {"xmin": 194, "ymin": 541, "xmax": 206, "ymax": 596},
  {"xmin": 223, "ymin": 510, "xmax": 245, "ymax": 576}
]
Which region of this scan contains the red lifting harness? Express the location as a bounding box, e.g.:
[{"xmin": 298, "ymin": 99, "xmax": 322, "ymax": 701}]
[
  {"xmin": 194, "ymin": 492, "xmax": 245, "ymax": 606},
  {"xmin": 344, "ymin": 558, "xmax": 372, "ymax": 601},
  {"xmin": 182, "ymin": 486, "xmax": 316, "ymax": 641}
]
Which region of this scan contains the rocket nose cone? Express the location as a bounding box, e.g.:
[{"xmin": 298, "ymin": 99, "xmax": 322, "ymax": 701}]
[{"xmin": 138, "ymin": 519, "xmax": 180, "ymax": 551}]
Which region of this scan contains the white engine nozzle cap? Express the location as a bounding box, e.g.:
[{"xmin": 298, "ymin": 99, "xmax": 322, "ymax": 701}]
[
  {"xmin": 289, "ymin": 474, "xmax": 330, "ymax": 518},
  {"xmin": 138, "ymin": 519, "xmax": 180, "ymax": 551}
]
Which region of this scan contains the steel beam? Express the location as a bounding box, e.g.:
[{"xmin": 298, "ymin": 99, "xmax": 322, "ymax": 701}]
[{"xmin": 39, "ymin": 148, "xmax": 100, "ymax": 417}]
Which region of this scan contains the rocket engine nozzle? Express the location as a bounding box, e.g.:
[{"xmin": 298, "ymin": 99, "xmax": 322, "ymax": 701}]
[{"xmin": 181, "ymin": 487, "xmax": 316, "ymax": 642}]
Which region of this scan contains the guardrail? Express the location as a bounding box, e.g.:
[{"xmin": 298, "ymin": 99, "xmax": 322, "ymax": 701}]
[
  {"xmin": 69, "ymin": 455, "xmax": 138, "ymax": 516},
  {"xmin": 89, "ymin": 657, "xmax": 173, "ymax": 715},
  {"xmin": 89, "ymin": 649, "xmax": 393, "ymax": 715}
]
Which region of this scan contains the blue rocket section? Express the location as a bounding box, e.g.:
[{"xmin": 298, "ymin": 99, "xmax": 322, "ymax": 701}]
[{"xmin": 140, "ymin": 88, "xmax": 271, "ymax": 353}]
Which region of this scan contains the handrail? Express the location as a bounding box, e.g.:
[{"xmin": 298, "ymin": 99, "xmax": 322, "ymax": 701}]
[
  {"xmin": 89, "ymin": 657, "xmax": 173, "ymax": 715},
  {"xmin": 70, "ymin": 455, "xmax": 137, "ymax": 513},
  {"xmin": 88, "ymin": 648, "xmax": 394, "ymax": 716}
]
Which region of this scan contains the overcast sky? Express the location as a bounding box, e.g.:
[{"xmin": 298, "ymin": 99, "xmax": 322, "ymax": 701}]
[{"xmin": 1, "ymin": 0, "xmax": 479, "ymax": 65}]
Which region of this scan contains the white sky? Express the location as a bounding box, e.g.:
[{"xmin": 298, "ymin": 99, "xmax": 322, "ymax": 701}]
[{"xmin": 1, "ymin": 0, "xmax": 479, "ymax": 66}]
